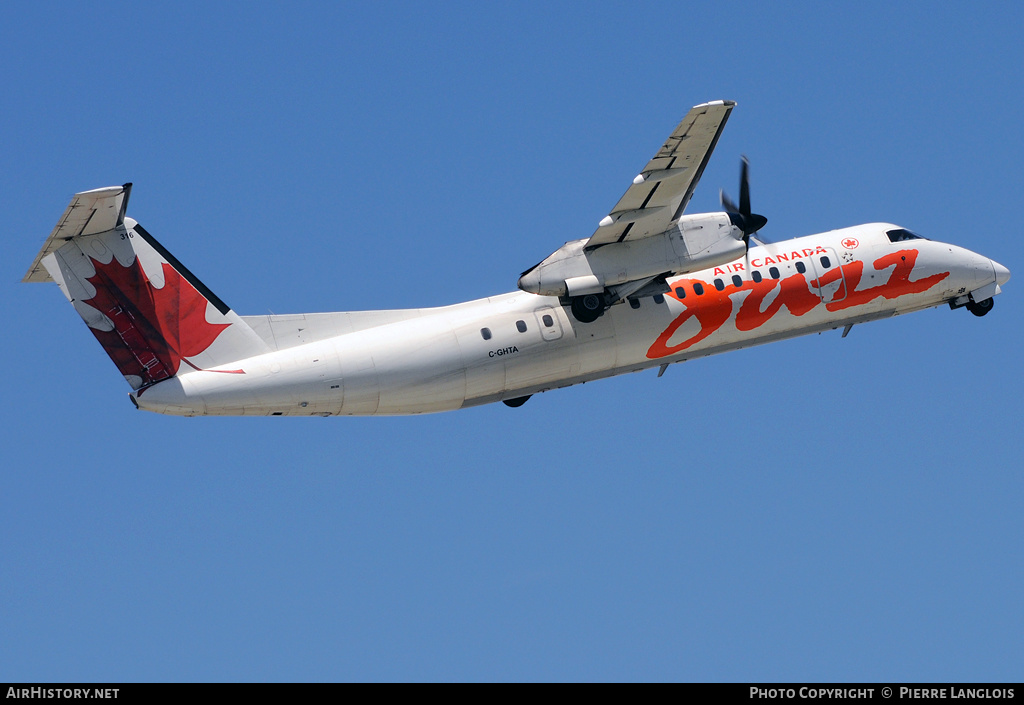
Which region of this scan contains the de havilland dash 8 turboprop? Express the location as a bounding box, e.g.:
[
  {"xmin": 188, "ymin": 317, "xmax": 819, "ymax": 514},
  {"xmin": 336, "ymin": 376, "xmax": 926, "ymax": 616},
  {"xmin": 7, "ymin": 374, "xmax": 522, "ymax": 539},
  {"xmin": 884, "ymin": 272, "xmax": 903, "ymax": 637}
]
[{"xmin": 25, "ymin": 101, "xmax": 1010, "ymax": 417}]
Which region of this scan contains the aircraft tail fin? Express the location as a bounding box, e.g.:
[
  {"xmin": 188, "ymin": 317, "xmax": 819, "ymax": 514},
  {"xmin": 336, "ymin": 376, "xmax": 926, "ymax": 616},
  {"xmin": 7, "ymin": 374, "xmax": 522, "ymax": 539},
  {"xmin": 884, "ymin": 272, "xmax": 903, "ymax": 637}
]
[{"xmin": 24, "ymin": 185, "xmax": 270, "ymax": 390}]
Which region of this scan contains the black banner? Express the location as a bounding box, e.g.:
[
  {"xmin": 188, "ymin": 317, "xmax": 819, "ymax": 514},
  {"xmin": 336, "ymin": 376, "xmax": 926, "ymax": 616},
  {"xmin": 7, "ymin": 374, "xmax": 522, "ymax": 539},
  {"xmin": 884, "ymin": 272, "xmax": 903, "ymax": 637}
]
[{"xmin": 1, "ymin": 683, "xmax": 1021, "ymax": 694}]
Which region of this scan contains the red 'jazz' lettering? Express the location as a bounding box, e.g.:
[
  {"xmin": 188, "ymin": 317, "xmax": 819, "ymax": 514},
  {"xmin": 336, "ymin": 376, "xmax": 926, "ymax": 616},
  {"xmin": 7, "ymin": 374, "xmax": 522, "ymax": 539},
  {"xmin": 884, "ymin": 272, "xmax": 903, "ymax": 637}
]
[
  {"xmin": 646, "ymin": 248, "xmax": 949, "ymax": 360},
  {"xmin": 822, "ymin": 249, "xmax": 948, "ymax": 311},
  {"xmin": 648, "ymin": 282, "xmax": 734, "ymax": 358},
  {"xmin": 735, "ymin": 271, "xmax": 820, "ymax": 331}
]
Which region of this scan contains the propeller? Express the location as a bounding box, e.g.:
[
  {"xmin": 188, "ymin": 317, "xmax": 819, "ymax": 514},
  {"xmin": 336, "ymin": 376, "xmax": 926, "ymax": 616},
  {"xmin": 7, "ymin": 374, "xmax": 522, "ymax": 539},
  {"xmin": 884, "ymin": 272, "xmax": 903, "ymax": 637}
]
[{"xmin": 720, "ymin": 156, "xmax": 768, "ymax": 248}]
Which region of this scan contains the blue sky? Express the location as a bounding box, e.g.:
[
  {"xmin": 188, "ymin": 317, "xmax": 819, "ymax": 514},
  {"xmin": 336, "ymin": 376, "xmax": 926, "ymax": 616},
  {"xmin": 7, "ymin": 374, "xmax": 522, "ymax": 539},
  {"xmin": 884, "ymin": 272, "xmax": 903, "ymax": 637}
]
[{"xmin": 2, "ymin": 2, "xmax": 1021, "ymax": 682}]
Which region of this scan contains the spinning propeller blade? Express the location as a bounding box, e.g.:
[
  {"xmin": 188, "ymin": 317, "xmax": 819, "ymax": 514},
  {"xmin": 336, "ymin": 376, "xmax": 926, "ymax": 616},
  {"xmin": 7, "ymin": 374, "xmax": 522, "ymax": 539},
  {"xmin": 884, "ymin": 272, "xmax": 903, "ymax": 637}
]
[{"xmin": 720, "ymin": 156, "xmax": 768, "ymax": 246}]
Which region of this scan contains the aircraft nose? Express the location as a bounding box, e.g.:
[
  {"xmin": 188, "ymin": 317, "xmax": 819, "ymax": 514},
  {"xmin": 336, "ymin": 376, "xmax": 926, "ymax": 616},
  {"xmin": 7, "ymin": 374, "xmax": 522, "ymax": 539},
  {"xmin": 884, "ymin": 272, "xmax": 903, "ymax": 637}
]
[{"xmin": 992, "ymin": 259, "xmax": 1011, "ymax": 286}]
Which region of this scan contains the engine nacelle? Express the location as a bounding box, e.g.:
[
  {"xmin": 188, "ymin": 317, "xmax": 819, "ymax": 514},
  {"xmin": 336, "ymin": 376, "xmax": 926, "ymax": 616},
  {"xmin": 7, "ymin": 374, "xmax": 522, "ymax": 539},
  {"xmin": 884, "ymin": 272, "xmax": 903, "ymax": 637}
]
[{"xmin": 518, "ymin": 213, "xmax": 745, "ymax": 297}]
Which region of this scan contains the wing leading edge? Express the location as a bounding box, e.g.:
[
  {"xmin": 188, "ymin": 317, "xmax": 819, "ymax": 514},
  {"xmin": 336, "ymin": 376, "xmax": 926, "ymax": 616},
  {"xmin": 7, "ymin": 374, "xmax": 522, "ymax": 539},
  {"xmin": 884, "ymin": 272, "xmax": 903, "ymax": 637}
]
[{"xmin": 585, "ymin": 100, "xmax": 734, "ymax": 249}]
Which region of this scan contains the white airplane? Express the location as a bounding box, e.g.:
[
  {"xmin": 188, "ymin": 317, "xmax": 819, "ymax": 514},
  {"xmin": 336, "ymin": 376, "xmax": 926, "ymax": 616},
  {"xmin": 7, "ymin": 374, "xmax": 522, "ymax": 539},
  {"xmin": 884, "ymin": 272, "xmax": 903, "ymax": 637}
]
[{"xmin": 25, "ymin": 100, "xmax": 1009, "ymax": 417}]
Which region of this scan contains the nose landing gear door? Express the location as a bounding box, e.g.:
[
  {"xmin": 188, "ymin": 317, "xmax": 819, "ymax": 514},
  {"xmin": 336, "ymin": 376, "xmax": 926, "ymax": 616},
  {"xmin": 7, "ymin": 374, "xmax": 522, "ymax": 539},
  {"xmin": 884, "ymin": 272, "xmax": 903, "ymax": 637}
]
[{"xmin": 808, "ymin": 247, "xmax": 847, "ymax": 304}]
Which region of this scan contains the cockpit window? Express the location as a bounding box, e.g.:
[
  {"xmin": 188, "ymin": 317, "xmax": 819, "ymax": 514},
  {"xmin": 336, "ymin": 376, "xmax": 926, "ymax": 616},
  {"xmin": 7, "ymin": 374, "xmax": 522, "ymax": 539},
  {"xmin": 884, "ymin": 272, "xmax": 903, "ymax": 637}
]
[{"xmin": 886, "ymin": 228, "xmax": 926, "ymax": 243}]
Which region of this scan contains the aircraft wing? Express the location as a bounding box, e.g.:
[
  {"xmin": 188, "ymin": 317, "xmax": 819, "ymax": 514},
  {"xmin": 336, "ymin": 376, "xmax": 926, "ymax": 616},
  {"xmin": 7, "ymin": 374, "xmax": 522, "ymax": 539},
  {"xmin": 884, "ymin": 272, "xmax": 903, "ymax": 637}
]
[
  {"xmin": 23, "ymin": 184, "xmax": 132, "ymax": 283},
  {"xmin": 586, "ymin": 100, "xmax": 734, "ymax": 249}
]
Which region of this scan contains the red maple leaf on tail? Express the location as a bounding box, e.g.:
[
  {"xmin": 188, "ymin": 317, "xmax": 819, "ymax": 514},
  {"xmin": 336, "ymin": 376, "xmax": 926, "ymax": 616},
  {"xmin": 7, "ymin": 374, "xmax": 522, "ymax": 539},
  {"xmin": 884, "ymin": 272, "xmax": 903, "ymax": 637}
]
[{"xmin": 83, "ymin": 256, "xmax": 229, "ymax": 387}]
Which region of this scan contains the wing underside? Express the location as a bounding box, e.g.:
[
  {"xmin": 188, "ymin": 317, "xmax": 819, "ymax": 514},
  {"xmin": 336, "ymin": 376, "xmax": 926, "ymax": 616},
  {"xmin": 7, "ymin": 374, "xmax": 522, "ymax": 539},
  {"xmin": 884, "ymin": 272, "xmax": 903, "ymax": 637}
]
[{"xmin": 586, "ymin": 100, "xmax": 734, "ymax": 249}]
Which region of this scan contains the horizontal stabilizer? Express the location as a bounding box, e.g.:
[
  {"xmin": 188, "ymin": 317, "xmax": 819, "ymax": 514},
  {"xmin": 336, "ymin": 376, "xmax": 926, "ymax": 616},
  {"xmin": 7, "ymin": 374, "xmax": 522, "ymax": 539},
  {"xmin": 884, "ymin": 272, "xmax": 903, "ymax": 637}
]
[{"xmin": 24, "ymin": 184, "xmax": 133, "ymax": 283}]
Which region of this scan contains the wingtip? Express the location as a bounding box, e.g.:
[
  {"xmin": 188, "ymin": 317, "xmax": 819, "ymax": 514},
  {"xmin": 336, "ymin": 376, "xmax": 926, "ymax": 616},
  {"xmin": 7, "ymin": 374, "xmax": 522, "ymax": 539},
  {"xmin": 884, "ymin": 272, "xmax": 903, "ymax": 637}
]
[
  {"xmin": 693, "ymin": 99, "xmax": 736, "ymax": 109},
  {"xmin": 75, "ymin": 185, "xmax": 125, "ymax": 198}
]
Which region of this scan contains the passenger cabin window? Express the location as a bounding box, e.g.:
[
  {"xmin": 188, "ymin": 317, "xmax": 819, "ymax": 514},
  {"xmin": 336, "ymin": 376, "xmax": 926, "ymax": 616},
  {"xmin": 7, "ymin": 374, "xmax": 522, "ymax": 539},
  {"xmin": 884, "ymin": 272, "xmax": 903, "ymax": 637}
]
[
  {"xmin": 886, "ymin": 228, "xmax": 925, "ymax": 242},
  {"xmin": 769, "ymin": 267, "xmax": 780, "ymax": 279},
  {"xmin": 516, "ymin": 320, "xmax": 527, "ymax": 333},
  {"xmin": 652, "ymin": 294, "xmax": 665, "ymax": 305},
  {"xmin": 820, "ymin": 256, "xmax": 831, "ymax": 268},
  {"xmin": 629, "ymin": 298, "xmax": 641, "ymax": 309},
  {"xmin": 752, "ymin": 271, "xmax": 763, "ymax": 283},
  {"xmin": 542, "ymin": 314, "xmax": 554, "ymax": 327},
  {"xmin": 481, "ymin": 327, "xmax": 492, "ymax": 340},
  {"xmin": 694, "ymin": 282, "xmax": 705, "ymax": 295},
  {"xmin": 674, "ymin": 286, "xmax": 686, "ymax": 299},
  {"xmin": 795, "ymin": 261, "xmax": 806, "ymax": 274},
  {"xmin": 732, "ymin": 274, "xmax": 742, "ymax": 287},
  {"xmin": 714, "ymin": 278, "xmax": 725, "ymax": 291}
]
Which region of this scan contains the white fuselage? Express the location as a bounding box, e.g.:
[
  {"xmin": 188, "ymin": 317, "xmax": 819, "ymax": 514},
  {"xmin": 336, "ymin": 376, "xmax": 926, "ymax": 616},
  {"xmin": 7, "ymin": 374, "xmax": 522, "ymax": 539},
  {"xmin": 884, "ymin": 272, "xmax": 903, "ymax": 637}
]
[{"xmin": 133, "ymin": 223, "xmax": 1007, "ymax": 416}]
